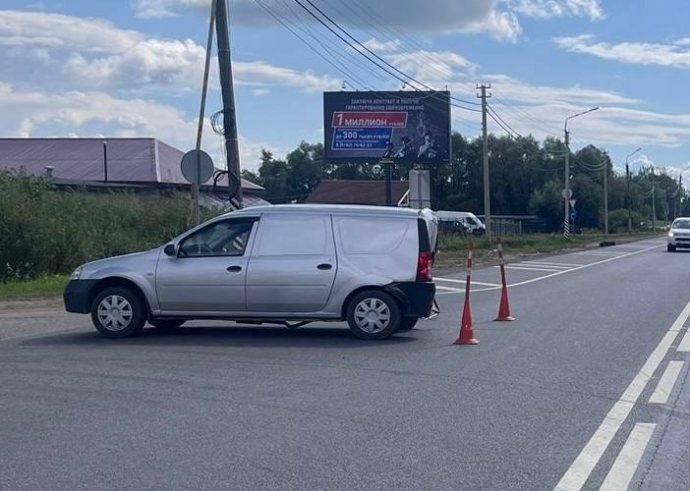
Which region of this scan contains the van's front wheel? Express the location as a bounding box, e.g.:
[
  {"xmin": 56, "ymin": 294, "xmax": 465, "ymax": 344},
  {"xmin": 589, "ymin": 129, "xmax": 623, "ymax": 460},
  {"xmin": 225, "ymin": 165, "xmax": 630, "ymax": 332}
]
[
  {"xmin": 91, "ymin": 287, "xmax": 146, "ymax": 338},
  {"xmin": 346, "ymin": 290, "xmax": 401, "ymax": 340}
]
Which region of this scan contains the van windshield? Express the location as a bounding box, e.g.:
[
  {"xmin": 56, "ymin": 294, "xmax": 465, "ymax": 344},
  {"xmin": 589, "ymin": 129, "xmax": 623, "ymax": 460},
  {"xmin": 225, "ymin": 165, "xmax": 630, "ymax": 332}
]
[{"xmin": 672, "ymin": 219, "xmax": 690, "ymax": 229}]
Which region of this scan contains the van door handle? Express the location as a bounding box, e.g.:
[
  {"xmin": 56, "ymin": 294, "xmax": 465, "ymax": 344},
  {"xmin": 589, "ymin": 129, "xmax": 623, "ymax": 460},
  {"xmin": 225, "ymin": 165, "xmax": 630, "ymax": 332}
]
[
  {"xmin": 317, "ymin": 263, "xmax": 332, "ymax": 270},
  {"xmin": 226, "ymin": 265, "xmax": 242, "ymax": 273}
]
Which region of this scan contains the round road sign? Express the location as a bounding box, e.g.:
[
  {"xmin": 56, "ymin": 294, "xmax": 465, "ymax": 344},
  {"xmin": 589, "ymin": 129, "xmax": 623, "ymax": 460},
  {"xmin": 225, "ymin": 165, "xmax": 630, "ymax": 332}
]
[
  {"xmin": 561, "ymin": 188, "xmax": 573, "ymax": 199},
  {"xmin": 181, "ymin": 149, "xmax": 214, "ymax": 185}
]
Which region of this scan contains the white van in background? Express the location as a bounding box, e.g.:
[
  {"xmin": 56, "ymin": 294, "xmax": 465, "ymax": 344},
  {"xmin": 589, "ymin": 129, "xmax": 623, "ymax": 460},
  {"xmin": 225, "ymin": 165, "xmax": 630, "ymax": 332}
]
[{"xmin": 435, "ymin": 210, "xmax": 486, "ymax": 236}]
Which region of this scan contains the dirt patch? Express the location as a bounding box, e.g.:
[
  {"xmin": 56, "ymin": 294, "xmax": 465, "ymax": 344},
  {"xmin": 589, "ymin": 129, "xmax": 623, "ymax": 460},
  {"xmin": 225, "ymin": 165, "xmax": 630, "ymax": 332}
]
[{"xmin": 0, "ymin": 297, "xmax": 64, "ymax": 314}]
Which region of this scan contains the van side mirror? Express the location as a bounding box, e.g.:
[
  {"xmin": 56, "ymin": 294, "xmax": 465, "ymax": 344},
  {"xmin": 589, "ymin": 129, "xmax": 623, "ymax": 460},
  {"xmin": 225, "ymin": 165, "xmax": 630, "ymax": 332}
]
[{"xmin": 163, "ymin": 244, "xmax": 177, "ymax": 257}]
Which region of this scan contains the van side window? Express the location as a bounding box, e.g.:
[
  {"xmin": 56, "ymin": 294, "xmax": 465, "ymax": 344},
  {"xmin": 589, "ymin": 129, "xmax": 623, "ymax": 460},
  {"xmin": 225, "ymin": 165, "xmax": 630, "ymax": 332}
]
[
  {"xmin": 179, "ymin": 219, "xmax": 254, "ymax": 257},
  {"xmin": 256, "ymin": 216, "xmax": 328, "ymax": 256}
]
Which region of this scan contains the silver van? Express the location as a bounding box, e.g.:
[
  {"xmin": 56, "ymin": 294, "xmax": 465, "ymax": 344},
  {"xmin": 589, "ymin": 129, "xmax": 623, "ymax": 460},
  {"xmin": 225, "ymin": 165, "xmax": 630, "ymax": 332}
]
[{"xmin": 64, "ymin": 205, "xmax": 438, "ymax": 340}]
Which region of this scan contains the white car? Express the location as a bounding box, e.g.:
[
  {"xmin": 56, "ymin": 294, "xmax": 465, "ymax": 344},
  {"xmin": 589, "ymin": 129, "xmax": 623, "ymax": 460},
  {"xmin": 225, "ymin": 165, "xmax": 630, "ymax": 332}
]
[{"xmin": 667, "ymin": 217, "xmax": 690, "ymax": 252}]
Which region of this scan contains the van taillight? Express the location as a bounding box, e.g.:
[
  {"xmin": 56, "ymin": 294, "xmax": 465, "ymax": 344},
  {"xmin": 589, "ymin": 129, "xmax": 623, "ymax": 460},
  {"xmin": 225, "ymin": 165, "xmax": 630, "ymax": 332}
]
[{"xmin": 417, "ymin": 251, "xmax": 433, "ymax": 282}]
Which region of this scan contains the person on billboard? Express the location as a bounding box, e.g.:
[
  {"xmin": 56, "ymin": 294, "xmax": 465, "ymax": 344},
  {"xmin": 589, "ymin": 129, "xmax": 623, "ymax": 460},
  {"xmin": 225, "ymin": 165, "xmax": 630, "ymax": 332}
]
[
  {"xmin": 417, "ymin": 131, "xmax": 438, "ymax": 159},
  {"xmin": 393, "ymin": 136, "xmax": 414, "ymax": 159}
]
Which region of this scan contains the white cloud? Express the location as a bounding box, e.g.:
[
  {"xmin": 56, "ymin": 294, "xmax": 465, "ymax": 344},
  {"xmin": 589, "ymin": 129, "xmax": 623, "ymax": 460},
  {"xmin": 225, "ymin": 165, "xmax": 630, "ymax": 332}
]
[
  {"xmin": 362, "ymin": 38, "xmax": 402, "ymax": 53},
  {"xmin": 387, "ymin": 50, "xmax": 479, "ymax": 81},
  {"xmin": 0, "ymin": 10, "xmax": 143, "ymax": 53},
  {"xmin": 131, "ymin": 0, "xmax": 523, "ymax": 41},
  {"xmin": 507, "ymin": 0, "xmax": 604, "ymax": 20},
  {"xmin": 0, "ymin": 10, "xmax": 339, "ymax": 94},
  {"xmin": 251, "ymin": 89, "xmax": 270, "ymax": 96},
  {"xmin": 554, "ymin": 34, "xmax": 690, "ymax": 69},
  {"xmin": 234, "ymin": 61, "xmax": 340, "ymax": 93}
]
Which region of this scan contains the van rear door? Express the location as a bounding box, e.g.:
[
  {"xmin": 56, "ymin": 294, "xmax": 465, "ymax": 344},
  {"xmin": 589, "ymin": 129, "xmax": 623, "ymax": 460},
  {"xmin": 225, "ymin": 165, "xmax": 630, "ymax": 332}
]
[{"xmin": 245, "ymin": 213, "xmax": 337, "ymax": 313}]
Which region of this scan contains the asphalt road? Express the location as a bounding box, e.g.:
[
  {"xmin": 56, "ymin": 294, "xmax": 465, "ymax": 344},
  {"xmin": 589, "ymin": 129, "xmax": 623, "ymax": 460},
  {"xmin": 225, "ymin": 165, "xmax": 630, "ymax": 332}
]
[{"xmin": 1, "ymin": 237, "xmax": 689, "ymax": 490}]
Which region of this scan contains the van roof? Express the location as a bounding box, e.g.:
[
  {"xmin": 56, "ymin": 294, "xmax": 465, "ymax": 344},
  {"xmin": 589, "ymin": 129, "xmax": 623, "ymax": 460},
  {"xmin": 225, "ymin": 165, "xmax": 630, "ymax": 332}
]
[{"xmin": 227, "ymin": 204, "xmax": 423, "ymax": 218}]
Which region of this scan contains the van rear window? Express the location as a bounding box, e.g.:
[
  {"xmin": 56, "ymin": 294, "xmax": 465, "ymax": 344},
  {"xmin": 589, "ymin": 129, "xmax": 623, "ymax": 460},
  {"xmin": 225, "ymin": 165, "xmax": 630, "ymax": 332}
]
[{"xmin": 417, "ymin": 219, "xmax": 431, "ymax": 253}]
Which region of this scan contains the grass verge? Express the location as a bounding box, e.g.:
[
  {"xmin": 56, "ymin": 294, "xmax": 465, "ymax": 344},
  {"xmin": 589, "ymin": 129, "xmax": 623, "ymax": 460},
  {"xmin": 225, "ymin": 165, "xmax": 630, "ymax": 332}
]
[{"xmin": 0, "ymin": 275, "xmax": 70, "ymax": 300}]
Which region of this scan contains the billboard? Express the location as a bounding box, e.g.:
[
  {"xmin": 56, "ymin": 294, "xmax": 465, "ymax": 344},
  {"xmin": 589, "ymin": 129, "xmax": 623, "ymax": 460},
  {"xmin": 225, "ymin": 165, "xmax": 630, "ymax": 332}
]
[{"xmin": 323, "ymin": 91, "xmax": 451, "ymax": 164}]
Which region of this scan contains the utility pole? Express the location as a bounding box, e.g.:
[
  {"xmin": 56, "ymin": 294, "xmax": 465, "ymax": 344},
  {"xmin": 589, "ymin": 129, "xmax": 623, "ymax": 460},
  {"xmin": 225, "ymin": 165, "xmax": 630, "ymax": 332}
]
[
  {"xmin": 563, "ymin": 107, "xmax": 599, "ymax": 238},
  {"xmin": 191, "ymin": 0, "xmax": 217, "ymax": 226},
  {"xmin": 603, "ymin": 164, "xmax": 609, "ymax": 234},
  {"xmin": 651, "ymin": 166, "xmax": 656, "ymax": 232},
  {"xmin": 564, "ymin": 128, "xmax": 571, "ymax": 237},
  {"xmin": 216, "ymin": 0, "xmax": 243, "ymax": 209},
  {"xmin": 679, "ymin": 175, "xmax": 683, "ymax": 218},
  {"xmin": 626, "ymin": 163, "xmax": 631, "ymax": 233},
  {"xmin": 102, "ymin": 141, "xmax": 108, "ymax": 182},
  {"xmin": 625, "ymin": 148, "xmax": 642, "ymax": 234},
  {"xmin": 478, "ymin": 84, "xmax": 491, "ymax": 240}
]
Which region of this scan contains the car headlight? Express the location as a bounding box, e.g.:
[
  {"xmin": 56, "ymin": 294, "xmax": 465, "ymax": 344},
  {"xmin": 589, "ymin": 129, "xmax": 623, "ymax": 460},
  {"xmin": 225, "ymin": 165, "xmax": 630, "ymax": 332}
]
[
  {"xmin": 70, "ymin": 267, "xmax": 83, "ymax": 280},
  {"xmin": 668, "ymin": 232, "xmax": 675, "ymax": 237}
]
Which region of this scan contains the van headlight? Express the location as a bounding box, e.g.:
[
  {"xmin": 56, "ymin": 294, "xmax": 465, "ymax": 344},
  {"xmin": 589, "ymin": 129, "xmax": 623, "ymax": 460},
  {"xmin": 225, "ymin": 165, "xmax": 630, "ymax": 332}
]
[
  {"xmin": 70, "ymin": 267, "xmax": 83, "ymax": 280},
  {"xmin": 668, "ymin": 232, "xmax": 675, "ymax": 237}
]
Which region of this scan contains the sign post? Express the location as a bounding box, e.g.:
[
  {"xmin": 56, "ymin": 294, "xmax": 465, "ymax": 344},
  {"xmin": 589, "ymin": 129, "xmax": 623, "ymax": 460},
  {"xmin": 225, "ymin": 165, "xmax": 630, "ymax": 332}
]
[{"xmin": 380, "ymin": 157, "xmax": 394, "ymax": 206}]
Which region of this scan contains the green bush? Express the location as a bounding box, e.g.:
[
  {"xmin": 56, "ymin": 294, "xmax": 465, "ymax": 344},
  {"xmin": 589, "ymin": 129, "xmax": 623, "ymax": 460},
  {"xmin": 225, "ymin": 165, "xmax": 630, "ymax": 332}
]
[
  {"xmin": 0, "ymin": 172, "xmax": 209, "ymax": 282},
  {"xmin": 608, "ymin": 209, "xmax": 645, "ymax": 233}
]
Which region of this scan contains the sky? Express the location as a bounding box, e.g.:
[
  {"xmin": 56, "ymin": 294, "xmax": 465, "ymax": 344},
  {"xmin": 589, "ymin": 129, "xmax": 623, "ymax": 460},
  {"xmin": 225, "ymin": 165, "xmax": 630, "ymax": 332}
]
[{"xmin": 1, "ymin": 0, "xmax": 689, "ymax": 180}]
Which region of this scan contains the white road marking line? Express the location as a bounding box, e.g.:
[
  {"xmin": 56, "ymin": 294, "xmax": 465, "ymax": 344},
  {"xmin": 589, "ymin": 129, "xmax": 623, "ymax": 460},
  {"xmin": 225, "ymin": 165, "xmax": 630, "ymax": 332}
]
[
  {"xmin": 435, "ymin": 278, "xmax": 501, "ymax": 287},
  {"xmin": 678, "ymin": 329, "xmax": 690, "ymax": 352},
  {"xmin": 435, "ymin": 243, "xmax": 660, "ymax": 295},
  {"xmin": 649, "ymin": 361, "xmax": 684, "ymax": 404},
  {"xmin": 517, "ymin": 263, "xmax": 573, "ymax": 270},
  {"xmin": 520, "ymin": 261, "xmax": 582, "ymax": 267},
  {"xmin": 509, "ymin": 244, "xmax": 660, "ymax": 289},
  {"xmin": 504, "ymin": 265, "xmax": 569, "ymax": 273},
  {"xmin": 554, "ymin": 297, "xmax": 690, "ymax": 491},
  {"xmin": 599, "ymin": 423, "xmax": 656, "ymax": 491},
  {"xmin": 435, "ymin": 285, "xmax": 464, "ymax": 292}
]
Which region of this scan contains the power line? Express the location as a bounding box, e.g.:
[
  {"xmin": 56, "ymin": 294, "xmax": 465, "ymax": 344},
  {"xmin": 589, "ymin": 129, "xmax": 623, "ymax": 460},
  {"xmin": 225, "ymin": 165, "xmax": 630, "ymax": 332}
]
[
  {"xmin": 274, "ymin": 0, "xmax": 391, "ymax": 86},
  {"xmin": 293, "ymin": 0, "xmax": 481, "ymax": 112},
  {"xmin": 321, "ymin": 0, "xmax": 478, "ymax": 97},
  {"xmin": 253, "ymin": 0, "xmax": 368, "ymax": 89}
]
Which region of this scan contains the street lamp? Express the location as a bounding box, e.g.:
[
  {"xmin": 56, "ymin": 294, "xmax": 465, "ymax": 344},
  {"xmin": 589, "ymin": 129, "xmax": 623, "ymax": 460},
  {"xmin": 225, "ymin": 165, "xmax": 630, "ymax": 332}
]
[
  {"xmin": 563, "ymin": 107, "xmax": 599, "ymax": 237},
  {"xmin": 625, "ymin": 147, "xmax": 643, "ymax": 233}
]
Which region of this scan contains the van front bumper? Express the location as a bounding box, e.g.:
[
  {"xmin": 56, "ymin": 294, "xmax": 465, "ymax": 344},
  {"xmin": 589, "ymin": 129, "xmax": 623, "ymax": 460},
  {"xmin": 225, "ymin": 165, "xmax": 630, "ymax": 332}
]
[
  {"xmin": 64, "ymin": 280, "xmax": 98, "ymax": 313},
  {"xmin": 385, "ymin": 282, "xmax": 436, "ymax": 318}
]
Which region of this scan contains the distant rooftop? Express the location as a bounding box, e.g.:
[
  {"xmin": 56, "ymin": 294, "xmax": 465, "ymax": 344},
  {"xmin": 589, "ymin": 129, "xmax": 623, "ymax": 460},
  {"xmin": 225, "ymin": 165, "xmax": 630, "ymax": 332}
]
[
  {"xmin": 305, "ymin": 180, "xmax": 408, "ymax": 206},
  {"xmin": 0, "ymin": 137, "xmax": 262, "ymax": 192}
]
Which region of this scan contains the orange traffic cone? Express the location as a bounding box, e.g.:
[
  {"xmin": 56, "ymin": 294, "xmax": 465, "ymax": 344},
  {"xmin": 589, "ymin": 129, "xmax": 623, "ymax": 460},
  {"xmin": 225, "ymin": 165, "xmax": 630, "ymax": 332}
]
[
  {"xmin": 494, "ymin": 239, "xmax": 515, "ymax": 322},
  {"xmin": 495, "ymin": 284, "xmax": 515, "ymax": 322},
  {"xmin": 454, "ymin": 246, "xmax": 479, "ymax": 345},
  {"xmin": 455, "ymin": 293, "xmax": 478, "ymax": 345}
]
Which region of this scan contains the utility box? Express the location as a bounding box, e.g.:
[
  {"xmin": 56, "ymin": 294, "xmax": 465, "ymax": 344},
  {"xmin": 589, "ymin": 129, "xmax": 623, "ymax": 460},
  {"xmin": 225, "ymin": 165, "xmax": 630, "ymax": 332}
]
[{"xmin": 409, "ymin": 170, "xmax": 431, "ymax": 209}]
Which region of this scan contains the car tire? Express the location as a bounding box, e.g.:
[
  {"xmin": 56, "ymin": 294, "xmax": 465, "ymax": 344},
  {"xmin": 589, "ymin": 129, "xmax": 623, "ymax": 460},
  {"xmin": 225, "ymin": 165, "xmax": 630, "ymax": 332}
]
[
  {"xmin": 346, "ymin": 290, "xmax": 401, "ymax": 340},
  {"xmin": 668, "ymin": 244, "xmax": 677, "ymax": 252},
  {"xmin": 91, "ymin": 287, "xmax": 146, "ymax": 338},
  {"xmin": 397, "ymin": 317, "xmax": 419, "ymax": 331},
  {"xmin": 151, "ymin": 319, "xmax": 186, "ymax": 330}
]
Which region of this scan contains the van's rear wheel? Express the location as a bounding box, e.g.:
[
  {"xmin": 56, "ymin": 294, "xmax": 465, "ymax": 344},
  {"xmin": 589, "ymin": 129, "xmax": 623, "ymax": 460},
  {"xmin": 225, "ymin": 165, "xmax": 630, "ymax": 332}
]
[
  {"xmin": 91, "ymin": 287, "xmax": 146, "ymax": 338},
  {"xmin": 346, "ymin": 290, "xmax": 401, "ymax": 340}
]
